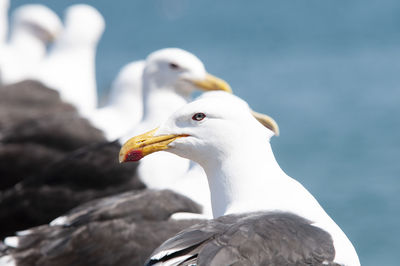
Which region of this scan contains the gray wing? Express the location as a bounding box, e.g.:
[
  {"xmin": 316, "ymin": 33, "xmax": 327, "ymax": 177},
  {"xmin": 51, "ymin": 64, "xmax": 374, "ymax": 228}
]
[
  {"xmin": 1, "ymin": 190, "xmax": 203, "ymax": 266},
  {"xmin": 52, "ymin": 189, "xmax": 202, "ymax": 226},
  {"xmin": 0, "ymin": 80, "xmax": 125, "ymax": 237},
  {"xmin": 0, "ymin": 80, "xmax": 105, "ymax": 150},
  {"xmin": 147, "ymin": 212, "xmax": 340, "ymax": 266},
  {"xmin": 0, "ymin": 80, "xmax": 72, "ymax": 130},
  {"xmin": 0, "ymin": 80, "xmax": 106, "ymax": 191}
]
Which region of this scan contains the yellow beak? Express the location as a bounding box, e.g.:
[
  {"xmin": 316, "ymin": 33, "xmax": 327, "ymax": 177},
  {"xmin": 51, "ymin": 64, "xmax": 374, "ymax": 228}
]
[
  {"xmin": 119, "ymin": 128, "xmax": 188, "ymax": 163},
  {"xmin": 119, "ymin": 112, "xmax": 278, "ymax": 163},
  {"xmin": 251, "ymin": 111, "xmax": 280, "ymax": 136},
  {"xmin": 190, "ymin": 73, "xmax": 232, "ymax": 93}
]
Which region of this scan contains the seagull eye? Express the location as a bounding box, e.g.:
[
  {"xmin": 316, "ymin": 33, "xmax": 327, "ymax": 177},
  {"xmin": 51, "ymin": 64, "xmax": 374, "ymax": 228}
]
[
  {"xmin": 192, "ymin": 113, "xmax": 206, "ymax": 121},
  {"xmin": 169, "ymin": 63, "xmax": 180, "ymax": 70}
]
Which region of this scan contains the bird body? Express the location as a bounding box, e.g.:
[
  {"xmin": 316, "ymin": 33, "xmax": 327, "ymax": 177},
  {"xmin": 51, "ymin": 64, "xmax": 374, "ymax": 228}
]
[{"xmin": 120, "ymin": 91, "xmax": 360, "ymax": 265}]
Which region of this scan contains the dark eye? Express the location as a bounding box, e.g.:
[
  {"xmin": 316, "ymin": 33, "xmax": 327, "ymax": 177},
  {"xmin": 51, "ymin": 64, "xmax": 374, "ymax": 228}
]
[
  {"xmin": 192, "ymin": 113, "xmax": 206, "ymax": 121},
  {"xmin": 169, "ymin": 63, "xmax": 180, "ymax": 69}
]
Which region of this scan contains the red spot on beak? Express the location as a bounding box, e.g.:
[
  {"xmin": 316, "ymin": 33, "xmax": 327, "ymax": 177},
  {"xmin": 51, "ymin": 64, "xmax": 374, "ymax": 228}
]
[{"xmin": 125, "ymin": 149, "xmax": 144, "ymax": 162}]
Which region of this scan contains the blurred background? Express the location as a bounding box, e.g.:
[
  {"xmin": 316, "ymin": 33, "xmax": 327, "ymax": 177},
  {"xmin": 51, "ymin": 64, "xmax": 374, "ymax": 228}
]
[{"xmin": 8, "ymin": 0, "xmax": 400, "ymax": 265}]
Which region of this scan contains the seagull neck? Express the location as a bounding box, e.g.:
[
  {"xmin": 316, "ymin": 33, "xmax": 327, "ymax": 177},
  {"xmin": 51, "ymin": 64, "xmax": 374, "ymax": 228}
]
[
  {"xmin": 49, "ymin": 36, "xmax": 97, "ymax": 119},
  {"xmin": 203, "ymin": 141, "xmax": 286, "ymax": 218},
  {"xmin": 202, "ymin": 138, "xmax": 360, "ymax": 265},
  {"xmin": 142, "ymin": 82, "xmax": 190, "ymax": 124},
  {"xmin": 9, "ymin": 29, "xmax": 45, "ymax": 58},
  {"xmin": 204, "ymin": 141, "xmax": 327, "ymax": 219},
  {"xmin": 53, "ymin": 35, "xmax": 96, "ymax": 54},
  {"xmin": 205, "ymin": 144, "xmax": 360, "ymax": 266}
]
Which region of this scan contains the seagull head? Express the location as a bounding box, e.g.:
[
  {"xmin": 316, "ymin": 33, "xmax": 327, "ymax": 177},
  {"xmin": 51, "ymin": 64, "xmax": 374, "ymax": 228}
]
[
  {"xmin": 120, "ymin": 91, "xmax": 279, "ymax": 166},
  {"xmin": 62, "ymin": 4, "xmax": 105, "ymax": 47},
  {"xmin": 11, "ymin": 4, "xmax": 62, "ymax": 43},
  {"xmin": 143, "ymin": 48, "xmax": 232, "ymax": 97}
]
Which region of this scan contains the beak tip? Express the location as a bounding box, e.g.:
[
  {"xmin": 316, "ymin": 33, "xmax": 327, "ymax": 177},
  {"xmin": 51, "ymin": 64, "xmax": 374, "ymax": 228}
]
[
  {"xmin": 225, "ymin": 85, "xmax": 233, "ymax": 93},
  {"xmin": 119, "ymin": 149, "xmax": 144, "ymax": 163},
  {"xmin": 118, "ymin": 153, "xmax": 125, "ymax": 163},
  {"xmin": 272, "ymin": 122, "xmax": 280, "ymax": 137},
  {"xmin": 272, "ymin": 124, "xmax": 280, "ymax": 137}
]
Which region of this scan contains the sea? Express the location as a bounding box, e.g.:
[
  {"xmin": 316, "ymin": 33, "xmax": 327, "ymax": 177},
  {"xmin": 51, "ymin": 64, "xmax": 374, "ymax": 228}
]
[{"xmin": 8, "ymin": 1, "xmax": 400, "ymax": 265}]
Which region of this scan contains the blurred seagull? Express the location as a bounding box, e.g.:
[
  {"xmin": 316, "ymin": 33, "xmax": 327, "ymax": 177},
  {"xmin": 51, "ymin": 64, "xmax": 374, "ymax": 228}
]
[
  {"xmin": 31, "ymin": 4, "xmax": 105, "ymax": 118},
  {"xmin": 89, "ymin": 61, "xmax": 145, "ymax": 140},
  {"xmin": 0, "ymin": 0, "xmax": 9, "ymax": 45},
  {"xmin": 0, "ymin": 4, "xmax": 62, "ymax": 85},
  {"xmin": 120, "ymin": 91, "xmax": 360, "ymax": 266}
]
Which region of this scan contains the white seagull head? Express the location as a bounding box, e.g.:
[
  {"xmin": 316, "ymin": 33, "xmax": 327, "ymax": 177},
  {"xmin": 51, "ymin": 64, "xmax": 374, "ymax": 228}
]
[
  {"xmin": 62, "ymin": 4, "xmax": 105, "ymax": 47},
  {"xmin": 119, "ymin": 91, "xmax": 279, "ymax": 166},
  {"xmin": 11, "ymin": 4, "xmax": 62, "ymax": 43},
  {"xmin": 143, "ymin": 48, "xmax": 232, "ymax": 97}
]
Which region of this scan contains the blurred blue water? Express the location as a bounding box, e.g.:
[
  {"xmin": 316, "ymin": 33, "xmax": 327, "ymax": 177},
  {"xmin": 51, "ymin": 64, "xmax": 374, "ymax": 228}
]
[{"xmin": 9, "ymin": 0, "xmax": 400, "ymax": 265}]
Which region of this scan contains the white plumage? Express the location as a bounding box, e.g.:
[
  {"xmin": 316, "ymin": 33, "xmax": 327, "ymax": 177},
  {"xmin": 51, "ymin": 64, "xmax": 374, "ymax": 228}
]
[
  {"xmin": 89, "ymin": 60, "xmax": 145, "ymax": 140},
  {"xmin": 30, "ymin": 4, "xmax": 105, "ymax": 118},
  {"xmin": 0, "ymin": 4, "xmax": 62, "ymax": 85},
  {"xmin": 121, "ymin": 48, "xmax": 230, "ymax": 218},
  {"xmin": 122, "ymin": 91, "xmax": 360, "ymax": 265},
  {"xmin": 0, "ymin": 0, "xmax": 9, "ymax": 45},
  {"xmin": 124, "ymin": 48, "xmax": 204, "ymax": 194}
]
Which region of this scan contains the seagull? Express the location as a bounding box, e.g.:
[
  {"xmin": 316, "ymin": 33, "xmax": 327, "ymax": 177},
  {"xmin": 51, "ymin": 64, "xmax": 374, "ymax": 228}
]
[
  {"xmin": 0, "ymin": 0, "xmax": 9, "ymax": 45},
  {"xmin": 31, "ymin": 4, "xmax": 105, "ymax": 118},
  {"xmin": 121, "ymin": 48, "xmax": 231, "ymax": 217},
  {"xmin": 0, "ymin": 4, "xmax": 62, "ymax": 85},
  {"xmin": 120, "ymin": 91, "xmax": 360, "ymax": 266},
  {"xmin": 89, "ymin": 60, "xmax": 145, "ymax": 140}
]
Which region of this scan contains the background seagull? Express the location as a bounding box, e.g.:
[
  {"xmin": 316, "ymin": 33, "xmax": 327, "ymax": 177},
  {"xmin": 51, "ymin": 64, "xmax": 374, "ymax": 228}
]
[
  {"xmin": 31, "ymin": 4, "xmax": 105, "ymax": 118},
  {"xmin": 89, "ymin": 60, "xmax": 145, "ymax": 140},
  {"xmin": 0, "ymin": 4, "xmax": 62, "ymax": 85}
]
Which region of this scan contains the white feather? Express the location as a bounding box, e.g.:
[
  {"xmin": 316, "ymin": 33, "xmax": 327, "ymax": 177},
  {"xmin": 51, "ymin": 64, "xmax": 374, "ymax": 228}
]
[
  {"xmin": 4, "ymin": 236, "xmax": 19, "ymax": 248},
  {"xmin": 121, "ymin": 48, "xmax": 215, "ymax": 218},
  {"xmin": 0, "ymin": 0, "xmax": 9, "ymax": 45},
  {"xmin": 50, "ymin": 215, "xmax": 68, "ymax": 226},
  {"xmin": 152, "ymin": 91, "xmax": 361, "ymax": 266},
  {"xmin": 0, "ymin": 4, "xmax": 62, "ymax": 84},
  {"xmin": 0, "ymin": 255, "xmax": 16, "ymax": 266},
  {"xmin": 89, "ymin": 61, "xmax": 145, "ymax": 140},
  {"xmin": 30, "ymin": 4, "xmax": 105, "ymax": 118}
]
